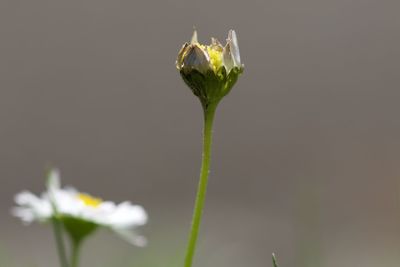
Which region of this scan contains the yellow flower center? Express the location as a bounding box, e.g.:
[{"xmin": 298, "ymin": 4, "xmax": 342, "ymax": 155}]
[
  {"xmin": 207, "ymin": 46, "xmax": 223, "ymax": 71},
  {"xmin": 77, "ymin": 193, "xmax": 102, "ymax": 207}
]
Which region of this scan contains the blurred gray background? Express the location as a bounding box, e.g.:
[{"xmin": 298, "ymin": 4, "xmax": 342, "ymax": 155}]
[{"xmin": 1, "ymin": 0, "xmax": 400, "ymax": 266}]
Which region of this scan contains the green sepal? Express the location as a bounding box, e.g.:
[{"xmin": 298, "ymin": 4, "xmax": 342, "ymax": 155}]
[
  {"xmin": 222, "ymin": 67, "xmax": 242, "ymax": 97},
  {"xmin": 61, "ymin": 216, "xmax": 98, "ymax": 244},
  {"xmin": 180, "ymin": 66, "xmax": 243, "ymax": 107}
]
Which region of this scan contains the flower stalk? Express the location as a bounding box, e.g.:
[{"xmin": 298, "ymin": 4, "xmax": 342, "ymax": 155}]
[
  {"xmin": 51, "ymin": 218, "xmax": 69, "ymax": 267},
  {"xmin": 70, "ymin": 239, "xmax": 81, "ymax": 267},
  {"xmin": 184, "ymin": 101, "xmax": 218, "ymax": 267},
  {"xmin": 48, "ymin": 170, "xmax": 69, "ymax": 267}
]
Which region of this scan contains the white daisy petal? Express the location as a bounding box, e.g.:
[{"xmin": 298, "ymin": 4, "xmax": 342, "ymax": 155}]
[
  {"xmin": 108, "ymin": 202, "xmax": 148, "ymax": 228},
  {"xmin": 12, "ymin": 207, "xmax": 35, "ymax": 224},
  {"xmin": 222, "ymin": 44, "xmax": 234, "ymax": 73},
  {"xmin": 176, "ymin": 42, "xmax": 189, "ymax": 69},
  {"xmin": 112, "ymin": 228, "xmax": 148, "ymax": 247},
  {"xmin": 15, "ymin": 191, "xmax": 40, "ymax": 206},
  {"xmin": 14, "ymin": 191, "xmax": 52, "ymax": 220},
  {"xmin": 47, "ymin": 168, "xmax": 61, "ymax": 193},
  {"xmin": 228, "ymin": 30, "xmax": 241, "ymax": 67},
  {"xmin": 191, "ymin": 29, "xmax": 198, "ymax": 44},
  {"xmin": 182, "ymin": 44, "xmax": 211, "ymax": 74}
]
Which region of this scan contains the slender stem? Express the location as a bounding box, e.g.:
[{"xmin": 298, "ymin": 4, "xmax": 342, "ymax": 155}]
[
  {"xmin": 51, "ymin": 218, "xmax": 69, "ymax": 267},
  {"xmin": 272, "ymin": 253, "xmax": 279, "ymax": 267},
  {"xmin": 70, "ymin": 240, "xmax": 81, "ymax": 267},
  {"xmin": 184, "ymin": 102, "xmax": 218, "ymax": 267}
]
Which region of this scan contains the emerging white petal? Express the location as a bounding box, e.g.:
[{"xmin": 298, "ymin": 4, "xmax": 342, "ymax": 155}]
[
  {"xmin": 182, "ymin": 45, "xmax": 210, "ymax": 74},
  {"xmin": 211, "ymin": 38, "xmax": 223, "ymax": 50},
  {"xmin": 222, "ymin": 44, "xmax": 234, "ymax": 73},
  {"xmin": 46, "ymin": 168, "xmax": 61, "ymax": 206},
  {"xmin": 191, "ymin": 29, "xmax": 198, "ymax": 44},
  {"xmin": 176, "ymin": 43, "xmax": 189, "ymax": 69},
  {"xmin": 47, "ymin": 169, "xmax": 61, "ymax": 191},
  {"xmin": 228, "ymin": 30, "xmax": 241, "ymax": 67}
]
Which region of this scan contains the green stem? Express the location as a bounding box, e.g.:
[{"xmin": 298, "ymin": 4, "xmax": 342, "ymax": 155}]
[
  {"xmin": 70, "ymin": 240, "xmax": 81, "ymax": 267},
  {"xmin": 184, "ymin": 101, "xmax": 218, "ymax": 267},
  {"xmin": 51, "ymin": 218, "xmax": 69, "ymax": 267}
]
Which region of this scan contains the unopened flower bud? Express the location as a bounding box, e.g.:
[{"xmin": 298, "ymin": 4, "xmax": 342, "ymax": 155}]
[{"xmin": 176, "ymin": 29, "xmax": 243, "ymax": 106}]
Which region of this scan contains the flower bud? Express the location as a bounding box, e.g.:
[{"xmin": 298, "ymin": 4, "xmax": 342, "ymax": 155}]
[{"xmin": 176, "ymin": 30, "xmax": 243, "ymax": 106}]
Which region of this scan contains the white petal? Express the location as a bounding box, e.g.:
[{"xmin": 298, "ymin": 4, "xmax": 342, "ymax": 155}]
[
  {"xmin": 191, "ymin": 29, "xmax": 198, "ymax": 44},
  {"xmin": 227, "ymin": 30, "xmax": 241, "ymax": 66},
  {"xmin": 182, "ymin": 45, "xmax": 210, "ymax": 73},
  {"xmin": 176, "ymin": 43, "xmax": 189, "ymax": 69},
  {"xmin": 46, "ymin": 168, "xmax": 62, "ymax": 213},
  {"xmin": 222, "ymin": 44, "xmax": 234, "ymax": 73},
  {"xmin": 47, "ymin": 168, "xmax": 61, "ymax": 193},
  {"xmin": 211, "ymin": 38, "xmax": 223, "ymax": 50},
  {"xmin": 107, "ymin": 202, "xmax": 148, "ymax": 228},
  {"xmin": 112, "ymin": 227, "xmax": 147, "ymax": 247},
  {"xmin": 76, "ymin": 201, "xmax": 115, "ymax": 225},
  {"xmin": 15, "ymin": 191, "xmax": 40, "ymax": 206},
  {"xmin": 53, "ymin": 189, "xmax": 83, "ymax": 216},
  {"xmin": 12, "ymin": 207, "xmax": 35, "ymax": 224},
  {"xmin": 13, "ymin": 191, "xmax": 52, "ymax": 222}
]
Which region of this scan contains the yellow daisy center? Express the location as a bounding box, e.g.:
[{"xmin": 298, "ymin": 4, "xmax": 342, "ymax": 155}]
[
  {"xmin": 206, "ymin": 46, "xmax": 223, "ymax": 71},
  {"xmin": 77, "ymin": 193, "xmax": 102, "ymax": 207}
]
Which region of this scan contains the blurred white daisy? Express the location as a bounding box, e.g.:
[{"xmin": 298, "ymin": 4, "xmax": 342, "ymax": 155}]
[{"xmin": 12, "ymin": 169, "xmax": 148, "ymax": 246}]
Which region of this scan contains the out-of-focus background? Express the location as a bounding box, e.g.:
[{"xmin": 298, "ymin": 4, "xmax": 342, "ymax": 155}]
[{"xmin": 1, "ymin": 0, "xmax": 400, "ymax": 266}]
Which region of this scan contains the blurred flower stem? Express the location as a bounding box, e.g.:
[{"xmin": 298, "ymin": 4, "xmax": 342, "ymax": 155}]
[
  {"xmin": 184, "ymin": 101, "xmax": 218, "ymax": 267},
  {"xmin": 70, "ymin": 240, "xmax": 81, "ymax": 267},
  {"xmin": 51, "ymin": 218, "xmax": 69, "ymax": 267},
  {"xmin": 48, "ymin": 169, "xmax": 69, "ymax": 267}
]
